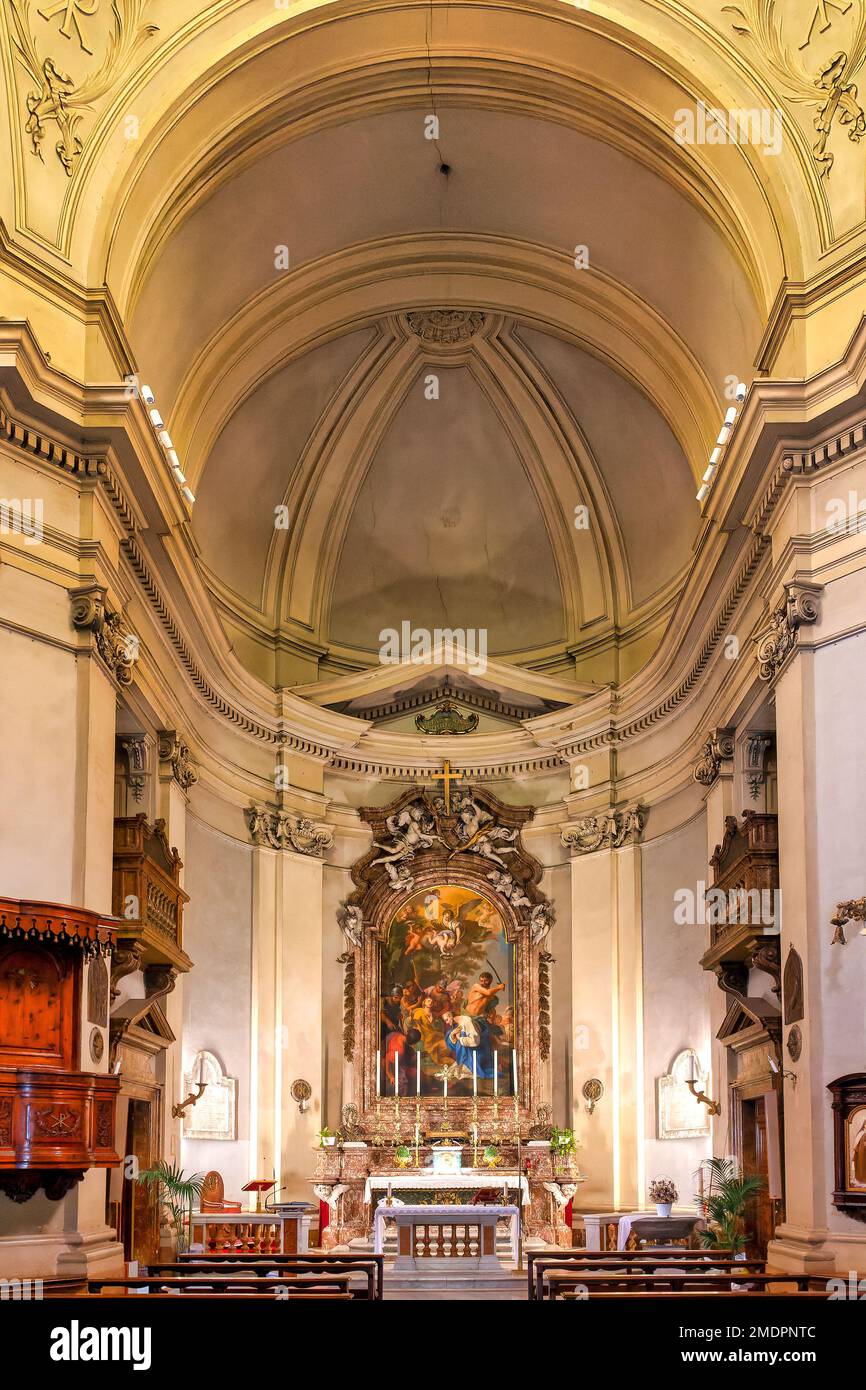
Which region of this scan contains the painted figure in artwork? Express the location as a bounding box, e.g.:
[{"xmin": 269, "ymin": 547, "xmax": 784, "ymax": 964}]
[
  {"xmin": 851, "ymin": 1110, "xmax": 866, "ymax": 1187},
  {"xmin": 379, "ymin": 884, "xmax": 515, "ymax": 1096}
]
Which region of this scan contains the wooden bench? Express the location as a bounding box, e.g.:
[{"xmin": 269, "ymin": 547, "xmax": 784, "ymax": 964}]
[
  {"xmin": 177, "ymin": 1249, "xmax": 384, "ymax": 1300},
  {"xmin": 527, "ymin": 1248, "xmax": 737, "ymax": 1300},
  {"xmin": 88, "ymin": 1274, "xmax": 352, "ymax": 1297},
  {"xmin": 539, "ymin": 1268, "xmax": 816, "ymax": 1299},
  {"xmin": 559, "ymin": 1288, "xmax": 831, "ymax": 1301},
  {"xmin": 149, "ymin": 1258, "xmax": 380, "ymax": 1300}
]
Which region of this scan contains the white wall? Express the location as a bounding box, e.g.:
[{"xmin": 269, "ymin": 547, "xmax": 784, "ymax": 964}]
[
  {"xmin": 181, "ymin": 817, "xmax": 253, "ymax": 1202},
  {"xmin": 641, "ymin": 814, "xmax": 712, "ymax": 1209}
]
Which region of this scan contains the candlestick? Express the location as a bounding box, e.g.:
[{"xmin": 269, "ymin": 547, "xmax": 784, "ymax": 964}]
[
  {"xmin": 416, "ymin": 1049, "xmax": 421, "ymax": 1096},
  {"xmin": 512, "ymin": 1048, "xmax": 518, "ymax": 1094},
  {"xmin": 376, "ymin": 1049, "xmax": 381, "ymax": 1097},
  {"xmin": 472, "ymin": 1051, "xmax": 477, "ymax": 1097},
  {"xmin": 394, "ymin": 1052, "xmax": 399, "ymax": 1098},
  {"xmin": 493, "ymin": 1051, "xmax": 498, "ymax": 1097}
]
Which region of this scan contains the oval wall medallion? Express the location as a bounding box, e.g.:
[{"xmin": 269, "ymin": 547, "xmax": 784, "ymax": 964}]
[
  {"xmin": 90, "ymin": 1027, "xmax": 105, "ymax": 1064},
  {"xmin": 787, "ymin": 1024, "xmax": 803, "ymax": 1063}
]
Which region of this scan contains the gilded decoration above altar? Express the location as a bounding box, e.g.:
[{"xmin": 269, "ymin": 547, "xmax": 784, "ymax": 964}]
[{"xmin": 338, "ymin": 786, "xmax": 554, "ymax": 1135}]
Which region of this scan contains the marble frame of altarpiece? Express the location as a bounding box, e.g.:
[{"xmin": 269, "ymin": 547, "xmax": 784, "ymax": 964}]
[{"xmin": 345, "ymin": 786, "xmax": 553, "ymax": 1135}]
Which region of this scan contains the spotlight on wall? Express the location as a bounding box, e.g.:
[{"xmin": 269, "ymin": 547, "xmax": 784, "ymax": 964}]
[{"xmin": 767, "ymin": 1054, "xmax": 797, "ymax": 1086}]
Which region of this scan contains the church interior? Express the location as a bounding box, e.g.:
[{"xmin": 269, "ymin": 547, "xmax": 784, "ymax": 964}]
[{"xmin": 1, "ymin": 0, "xmax": 866, "ymax": 1340}]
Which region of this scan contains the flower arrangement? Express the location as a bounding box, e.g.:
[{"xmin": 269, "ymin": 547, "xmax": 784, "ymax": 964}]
[
  {"xmin": 648, "ymin": 1176, "xmax": 678, "ymax": 1205},
  {"xmin": 483, "ymin": 1144, "xmax": 500, "ymax": 1168},
  {"xmin": 550, "ymin": 1126, "xmax": 576, "ymax": 1155}
]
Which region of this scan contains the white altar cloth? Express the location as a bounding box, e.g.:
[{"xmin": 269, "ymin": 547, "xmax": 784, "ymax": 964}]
[
  {"xmin": 364, "ymin": 1170, "xmax": 529, "ymax": 1204},
  {"xmin": 373, "ymin": 1203, "xmax": 520, "ymax": 1264}
]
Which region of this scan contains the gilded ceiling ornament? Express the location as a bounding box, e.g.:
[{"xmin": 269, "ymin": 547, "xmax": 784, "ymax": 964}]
[
  {"xmin": 246, "ymin": 805, "xmax": 334, "ymax": 856},
  {"xmin": 70, "ymin": 585, "xmax": 138, "ymax": 685},
  {"xmin": 755, "ymin": 582, "xmax": 822, "ymax": 681},
  {"xmin": 561, "ymin": 804, "xmax": 646, "ymax": 854},
  {"xmin": 415, "ymin": 700, "xmax": 479, "ymax": 735},
  {"xmin": 693, "ymin": 727, "xmax": 736, "ymax": 787},
  {"xmin": 723, "ymin": 0, "xmax": 866, "ymax": 175},
  {"xmin": 8, "ymin": 0, "xmax": 159, "ymax": 176},
  {"xmin": 405, "ymin": 309, "xmax": 485, "ymax": 344}
]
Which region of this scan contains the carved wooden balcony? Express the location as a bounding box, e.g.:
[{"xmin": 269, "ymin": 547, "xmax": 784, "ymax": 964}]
[
  {"xmin": 699, "ymin": 812, "xmax": 781, "ymax": 999},
  {"xmin": 112, "ymin": 815, "xmax": 191, "ymax": 974}
]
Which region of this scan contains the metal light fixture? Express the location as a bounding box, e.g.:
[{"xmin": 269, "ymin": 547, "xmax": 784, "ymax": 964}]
[
  {"xmin": 582, "ymin": 1078, "xmax": 604, "ymax": 1114},
  {"xmin": 830, "ymin": 897, "xmax": 866, "ymax": 945},
  {"xmin": 291, "ymin": 1079, "xmax": 312, "ymax": 1113}
]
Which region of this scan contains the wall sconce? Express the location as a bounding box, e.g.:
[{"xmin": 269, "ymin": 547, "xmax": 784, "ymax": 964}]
[
  {"xmin": 830, "ymin": 897, "xmax": 866, "ymax": 945},
  {"xmin": 768, "ymin": 1054, "xmax": 797, "ymax": 1087},
  {"xmin": 291, "ymin": 1079, "xmax": 312, "ymax": 1113},
  {"xmin": 685, "ymin": 1077, "xmax": 721, "ymax": 1115},
  {"xmin": 172, "ymin": 1080, "xmax": 207, "ymax": 1119},
  {"xmin": 582, "ymin": 1078, "xmax": 604, "ymax": 1114}
]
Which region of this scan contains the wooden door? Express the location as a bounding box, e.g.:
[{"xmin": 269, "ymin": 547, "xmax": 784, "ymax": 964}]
[{"xmin": 741, "ymin": 1096, "xmax": 774, "ymax": 1254}]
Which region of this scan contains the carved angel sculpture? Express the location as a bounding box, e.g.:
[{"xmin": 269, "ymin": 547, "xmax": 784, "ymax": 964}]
[{"xmin": 337, "ymin": 902, "xmax": 363, "ymax": 950}]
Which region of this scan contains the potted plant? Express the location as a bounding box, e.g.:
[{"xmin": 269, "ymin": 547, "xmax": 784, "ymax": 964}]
[
  {"xmin": 696, "ymin": 1156, "xmax": 765, "ymax": 1255},
  {"xmin": 483, "ymin": 1144, "xmax": 500, "ymax": 1169},
  {"xmin": 550, "ymin": 1126, "xmax": 576, "ymax": 1174},
  {"xmin": 136, "ymin": 1161, "xmax": 204, "ymax": 1255},
  {"xmin": 648, "ymin": 1176, "xmax": 678, "ymax": 1217},
  {"xmin": 394, "ymin": 1144, "xmax": 412, "ymax": 1169},
  {"xmin": 317, "ymin": 1126, "xmax": 337, "ymax": 1147}
]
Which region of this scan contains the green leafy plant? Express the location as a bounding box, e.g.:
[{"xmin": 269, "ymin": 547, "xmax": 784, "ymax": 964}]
[
  {"xmin": 135, "ymin": 1161, "xmax": 204, "ymax": 1254},
  {"xmin": 317, "ymin": 1126, "xmax": 337, "ymax": 1146},
  {"xmin": 695, "ymin": 1157, "xmax": 765, "ymax": 1253},
  {"xmin": 483, "ymin": 1144, "xmax": 500, "ymax": 1168},
  {"xmin": 550, "ymin": 1126, "xmax": 575, "ymax": 1155}
]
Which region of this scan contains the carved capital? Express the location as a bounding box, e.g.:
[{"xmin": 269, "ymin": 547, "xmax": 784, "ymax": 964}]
[
  {"xmin": 70, "ymin": 585, "xmax": 139, "ymax": 686},
  {"xmin": 693, "ymin": 727, "xmax": 736, "ymax": 787},
  {"xmin": 246, "ymin": 805, "xmax": 333, "ymax": 856},
  {"xmin": 120, "ymin": 736, "xmax": 150, "ymax": 804},
  {"xmin": 561, "ymin": 804, "xmax": 646, "ymax": 854},
  {"xmin": 157, "ymin": 730, "xmax": 199, "ymax": 791},
  {"xmin": 756, "ymin": 582, "xmax": 822, "ymax": 683}
]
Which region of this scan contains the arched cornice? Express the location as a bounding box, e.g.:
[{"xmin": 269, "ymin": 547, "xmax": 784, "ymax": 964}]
[
  {"xmin": 81, "ymin": 1, "xmax": 817, "ymax": 313},
  {"xmin": 175, "ymin": 236, "xmax": 721, "ymax": 490}
]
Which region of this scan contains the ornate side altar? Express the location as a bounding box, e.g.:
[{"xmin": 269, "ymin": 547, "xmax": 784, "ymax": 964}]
[{"xmin": 317, "ymin": 784, "xmax": 582, "ymax": 1248}]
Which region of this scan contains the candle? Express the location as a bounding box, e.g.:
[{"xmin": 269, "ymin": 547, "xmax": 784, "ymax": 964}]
[
  {"xmin": 376, "ymin": 1050, "xmax": 381, "ymax": 1097},
  {"xmin": 394, "ymin": 1053, "xmax": 399, "ymax": 1097},
  {"xmin": 512, "ymin": 1048, "xmax": 518, "ymax": 1094},
  {"xmin": 417, "ymin": 1049, "xmax": 421, "ymax": 1096},
  {"xmin": 443, "ymin": 1072, "xmax": 448, "ymax": 1099},
  {"xmin": 493, "ymin": 1051, "xmax": 498, "ymax": 1096},
  {"xmin": 472, "ymin": 1052, "xmax": 477, "ymax": 1097}
]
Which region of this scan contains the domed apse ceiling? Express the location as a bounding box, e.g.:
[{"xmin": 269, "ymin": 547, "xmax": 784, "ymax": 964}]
[{"xmin": 125, "ymin": 104, "xmax": 765, "ymax": 687}]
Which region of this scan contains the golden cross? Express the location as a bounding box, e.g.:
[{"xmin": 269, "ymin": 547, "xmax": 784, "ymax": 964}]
[{"xmin": 433, "ymin": 759, "xmax": 463, "ymax": 814}]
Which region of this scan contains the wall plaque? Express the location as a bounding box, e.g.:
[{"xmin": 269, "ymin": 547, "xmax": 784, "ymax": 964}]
[
  {"xmin": 658, "ymin": 1049, "xmax": 711, "ymax": 1140},
  {"xmin": 182, "ymin": 1050, "xmax": 238, "ymax": 1141}
]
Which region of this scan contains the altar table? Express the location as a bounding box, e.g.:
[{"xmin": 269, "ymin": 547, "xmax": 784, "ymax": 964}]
[
  {"xmin": 373, "ymin": 1203, "xmax": 519, "ymax": 1268},
  {"xmin": 364, "ymin": 1171, "xmax": 530, "ymax": 1204}
]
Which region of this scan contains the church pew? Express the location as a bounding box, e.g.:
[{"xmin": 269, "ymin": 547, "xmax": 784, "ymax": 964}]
[
  {"xmin": 540, "ymin": 1268, "xmax": 817, "ymax": 1299},
  {"xmin": 559, "ymin": 1289, "xmax": 832, "ymax": 1301},
  {"xmin": 527, "ymin": 1249, "xmax": 738, "ymax": 1300},
  {"xmin": 176, "ymin": 1249, "xmax": 385, "ymax": 1299},
  {"xmin": 86, "ymin": 1291, "xmax": 354, "ymax": 1300},
  {"xmin": 88, "ymin": 1274, "xmax": 353, "ymax": 1297},
  {"xmin": 148, "ymin": 1258, "xmax": 380, "ymax": 1300}
]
